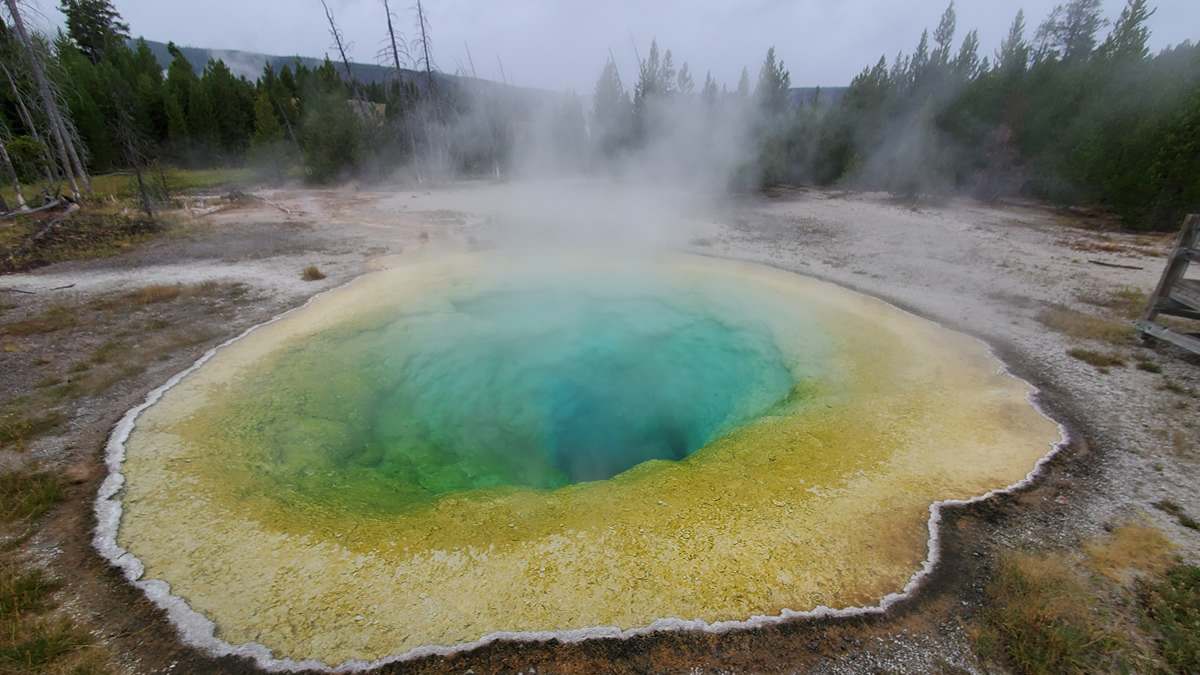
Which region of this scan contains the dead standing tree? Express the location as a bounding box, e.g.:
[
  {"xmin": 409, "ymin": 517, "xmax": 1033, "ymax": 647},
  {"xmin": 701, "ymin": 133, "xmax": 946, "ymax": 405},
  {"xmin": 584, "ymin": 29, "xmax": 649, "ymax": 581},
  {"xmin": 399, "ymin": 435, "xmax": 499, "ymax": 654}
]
[
  {"xmin": 412, "ymin": 0, "xmax": 450, "ymax": 174},
  {"xmin": 381, "ymin": 0, "xmax": 421, "ymax": 181},
  {"xmin": 2, "ymin": 0, "xmax": 90, "ymax": 200},
  {"xmin": 106, "ymin": 88, "xmax": 154, "ymax": 216},
  {"xmin": 1, "ymin": 35, "xmax": 59, "ymax": 192},
  {"xmin": 414, "ymin": 0, "xmax": 438, "ymax": 106},
  {"xmin": 320, "ymin": 0, "xmax": 372, "ymax": 122},
  {"xmin": 0, "ymin": 115, "xmax": 27, "ymax": 210}
]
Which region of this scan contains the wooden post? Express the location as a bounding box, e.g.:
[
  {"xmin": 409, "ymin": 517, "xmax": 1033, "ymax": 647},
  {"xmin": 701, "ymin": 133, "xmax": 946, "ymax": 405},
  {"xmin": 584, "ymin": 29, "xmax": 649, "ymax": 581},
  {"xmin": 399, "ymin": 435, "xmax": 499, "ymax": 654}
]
[
  {"xmin": 1137, "ymin": 214, "xmax": 1200, "ymax": 356},
  {"xmin": 1143, "ymin": 214, "xmax": 1199, "ymax": 322}
]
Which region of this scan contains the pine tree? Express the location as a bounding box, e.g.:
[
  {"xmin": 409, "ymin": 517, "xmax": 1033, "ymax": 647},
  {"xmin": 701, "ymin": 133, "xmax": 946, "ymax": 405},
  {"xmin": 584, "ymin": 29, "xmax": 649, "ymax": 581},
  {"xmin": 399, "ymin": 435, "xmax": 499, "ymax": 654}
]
[
  {"xmin": 303, "ymin": 91, "xmax": 361, "ymax": 183},
  {"xmin": 251, "ymin": 92, "xmax": 283, "ymax": 145},
  {"xmin": 752, "ymin": 47, "xmax": 794, "ymax": 188},
  {"xmin": 954, "ymin": 29, "xmax": 981, "ymax": 78},
  {"xmin": 162, "ymin": 42, "xmax": 196, "ymax": 156},
  {"xmin": 633, "ymin": 40, "xmax": 676, "ymax": 141},
  {"xmin": 591, "ymin": 58, "xmax": 630, "ymax": 157},
  {"xmin": 201, "ymin": 59, "xmax": 253, "ymax": 158},
  {"xmin": 997, "ymin": 10, "xmax": 1030, "ymax": 73},
  {"xmin": 701, "ymin": 71, "xmax": 718, "ymax": 108},
  {"xmin": 676, "ymin": 62, "xmax": 694, "ymax": 96},
  {"xmin": 249, "ymin": 91, "xmax": 292, "ymax": 183},
  {"xmin": 186, "ymin": 81, "xmax": 216, "ymax": 161},
  {"xmin": 735, "ymin": 67, "xmax": 751, "ymax": 99},
  {"xmin": 58, "ymin": 0, "xmax": 129, "ymax": 64},
  {"xmin": 931, "ymin": 1, "xmax": 957, "ymax": 67},
  {"xmin": 755, "ymin": 46, "xmax": 791, "ymax": 119},
  {"xmin": 910, "ymin": 30, "xmax": 930, "ymax": 84},
  {"xmin": 1099, "ymin": 0, "xmax": 1155, "ymax": 62},
  {"xmin": 1035, "ymin": 0, "xmax": 1107, "ymax": 63}
]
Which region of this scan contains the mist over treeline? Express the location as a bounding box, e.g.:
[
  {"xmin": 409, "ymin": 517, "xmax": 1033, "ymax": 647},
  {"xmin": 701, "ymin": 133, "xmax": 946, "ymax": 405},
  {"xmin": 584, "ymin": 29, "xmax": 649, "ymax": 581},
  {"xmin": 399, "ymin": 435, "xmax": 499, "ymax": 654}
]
[{"xmin": 1, "ymin": 0, "xmax": 1197, "ymax": 231}]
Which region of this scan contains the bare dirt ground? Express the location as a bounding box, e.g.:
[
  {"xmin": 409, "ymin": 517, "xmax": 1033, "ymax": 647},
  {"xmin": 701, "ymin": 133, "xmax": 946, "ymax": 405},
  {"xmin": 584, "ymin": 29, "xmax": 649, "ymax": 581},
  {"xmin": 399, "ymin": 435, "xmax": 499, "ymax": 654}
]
[{"xmin": 1, "ymin": 181, "xmax": 1197, "ymax": 673}]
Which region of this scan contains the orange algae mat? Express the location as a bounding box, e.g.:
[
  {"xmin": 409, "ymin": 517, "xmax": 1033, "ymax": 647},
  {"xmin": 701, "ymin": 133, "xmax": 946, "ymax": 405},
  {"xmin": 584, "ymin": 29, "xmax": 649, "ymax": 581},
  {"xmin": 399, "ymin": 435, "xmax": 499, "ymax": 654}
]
[{"xmin": 107, "ymin": 251, "xmax": 1062, "ymax": 667}]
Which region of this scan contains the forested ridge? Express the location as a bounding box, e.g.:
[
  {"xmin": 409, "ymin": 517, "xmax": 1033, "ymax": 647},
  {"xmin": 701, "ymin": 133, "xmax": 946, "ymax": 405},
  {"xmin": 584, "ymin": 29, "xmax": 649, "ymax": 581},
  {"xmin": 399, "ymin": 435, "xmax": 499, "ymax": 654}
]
[{"xmin": 1, "ymin": 0, "xmax": 1197, "ymax": 231}]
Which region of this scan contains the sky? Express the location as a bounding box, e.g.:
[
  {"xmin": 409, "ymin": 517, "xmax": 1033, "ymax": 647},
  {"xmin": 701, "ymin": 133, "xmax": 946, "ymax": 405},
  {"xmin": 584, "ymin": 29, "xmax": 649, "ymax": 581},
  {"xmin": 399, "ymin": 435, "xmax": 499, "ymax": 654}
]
[{"xmin": 18, "ymin": 0, "xmax": 1200, "ymax": 92}]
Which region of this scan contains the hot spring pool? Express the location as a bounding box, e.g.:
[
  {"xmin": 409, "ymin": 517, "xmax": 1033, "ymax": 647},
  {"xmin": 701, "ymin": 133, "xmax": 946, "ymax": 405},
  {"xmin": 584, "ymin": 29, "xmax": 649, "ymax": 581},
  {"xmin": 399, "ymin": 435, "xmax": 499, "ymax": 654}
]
[{"xmin": 97, "ymin": 251, "xmax": 1062, "ymax": 669}]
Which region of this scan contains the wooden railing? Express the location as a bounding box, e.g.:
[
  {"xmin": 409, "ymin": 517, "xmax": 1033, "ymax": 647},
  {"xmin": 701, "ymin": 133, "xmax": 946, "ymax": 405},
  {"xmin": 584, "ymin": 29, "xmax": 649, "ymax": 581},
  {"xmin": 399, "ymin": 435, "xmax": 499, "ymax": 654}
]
[{"xmin": 1137, "ymin": 214, "xmax": 1200, "ymax": 355}]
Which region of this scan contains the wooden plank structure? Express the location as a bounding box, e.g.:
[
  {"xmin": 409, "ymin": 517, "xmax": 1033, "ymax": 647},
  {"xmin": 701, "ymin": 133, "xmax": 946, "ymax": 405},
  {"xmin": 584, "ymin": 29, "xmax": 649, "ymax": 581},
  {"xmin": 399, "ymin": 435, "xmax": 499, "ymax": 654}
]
[{"xmin": 1136, "ymin": 214, "xmax": 1200, "ymax": 355}]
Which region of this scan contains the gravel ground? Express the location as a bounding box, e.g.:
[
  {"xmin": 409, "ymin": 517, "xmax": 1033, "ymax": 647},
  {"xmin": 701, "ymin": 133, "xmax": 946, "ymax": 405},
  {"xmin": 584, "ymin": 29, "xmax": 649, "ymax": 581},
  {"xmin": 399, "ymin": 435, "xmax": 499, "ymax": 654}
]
[{"xmin": 1, "ymin": 181, "xmax": 1197, "ymax": 673}]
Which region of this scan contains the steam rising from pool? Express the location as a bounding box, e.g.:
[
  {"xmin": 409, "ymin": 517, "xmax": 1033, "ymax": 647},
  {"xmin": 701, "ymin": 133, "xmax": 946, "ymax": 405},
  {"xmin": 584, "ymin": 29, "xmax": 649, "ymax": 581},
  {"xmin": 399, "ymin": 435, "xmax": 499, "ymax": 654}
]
[{"xmin": 101, "ymin": 251, "xmax": 1062, "ymax": 669}]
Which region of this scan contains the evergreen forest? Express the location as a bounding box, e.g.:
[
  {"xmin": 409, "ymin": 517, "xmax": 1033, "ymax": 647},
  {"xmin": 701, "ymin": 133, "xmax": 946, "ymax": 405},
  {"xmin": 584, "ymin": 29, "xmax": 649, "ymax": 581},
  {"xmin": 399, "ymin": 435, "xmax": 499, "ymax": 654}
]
[{"xmin": 1, "ymin": 0, "xmax": 1197, "ymax": 231}]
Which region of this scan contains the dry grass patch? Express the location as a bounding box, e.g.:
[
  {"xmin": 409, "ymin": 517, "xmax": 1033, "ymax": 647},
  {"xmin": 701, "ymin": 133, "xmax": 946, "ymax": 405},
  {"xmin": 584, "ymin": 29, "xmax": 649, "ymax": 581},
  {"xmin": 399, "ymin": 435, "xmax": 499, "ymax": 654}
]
[
  {"xmin": 190, "ymin": 279, "xmax": 220, "ymax": 295},
  {"xmin": 1068, "ymin": 348, "xmax": 1125, "ymax": 370},
  {"xmin": 1140, "ymin": 565, "xmax": 1200, "ymax": 673},
  {"xmin": 72, "ymin": 364, "xmax": 148, "ymax": 399},
  {"xmin": 1037, "ymin": 307, "xmax": 1136, "ymax": 344},
  {"xmin": 0, "ymin": 475, "xmax": 107, "ymax": 674},
  {"xmin": 89, "ymin": 281, "xmax": 226, "ymax": 313},
  {"xmin": 1085, "ymin": 523, "xmax": 1178, "ymax": 586},
  {"xmin": 1154, "ymin": 501, "xmax": 1200, "ymax": 531},
  {"xmin": 132, "ymin": 284, "xmax": 181, "ymax": 304},
  {"xmin": 977, "ymin": 551, "xmax": 1132, "ymax": 674},
  {"xmin": 0, "ymin": 413, "xmax": 66, "ymax": 451},
  {"xmin": 0, "ymin": 210, "xmax": 161, "ymax": 273},
  {"xmin": 976, "ymin": 522, "xmax": 1184, "ymax": 674},
  {"xmin": 1138, "ymin": 359, "xmax": 1163, "ymax": 373},
  {"xmin": 1080, "ymin": 287, "xmax": 1149, "ymax": 320},
  {"xmin": 1162, "ymin": 380, "xmax": 1197, "ymax": 397},
  {"xmin": 0, "ymin": 471, "xmax": 64, "ymax": 524},
  {"xmin": 88, "ymin": 340, "xmax": 128, "ymax": 365},
  {"xmin": 0, "ymin": 306, "xmax": 76, "ymax": 338}
]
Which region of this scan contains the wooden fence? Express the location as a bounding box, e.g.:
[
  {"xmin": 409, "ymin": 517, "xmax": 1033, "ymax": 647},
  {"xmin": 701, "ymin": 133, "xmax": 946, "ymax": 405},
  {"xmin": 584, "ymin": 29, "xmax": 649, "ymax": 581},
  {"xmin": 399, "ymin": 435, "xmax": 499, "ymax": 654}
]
[{"xmin": 1137, "ymin": 214, "xmax": 1200, "ymax": 355}]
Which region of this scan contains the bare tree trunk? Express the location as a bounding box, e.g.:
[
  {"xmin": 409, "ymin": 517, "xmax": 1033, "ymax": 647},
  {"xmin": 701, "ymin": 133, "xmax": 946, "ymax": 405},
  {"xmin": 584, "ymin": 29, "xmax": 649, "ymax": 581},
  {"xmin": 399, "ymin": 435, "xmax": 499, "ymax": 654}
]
[
  {"xmin": 462, "ymin": 42, "xmax": 500, "ymax": 177},
  {"xmin": 114, "ymin": 105, "xmax": 152, "ymax": 217},
  {"xmin": 415, "ymin": 0, "xmax": 437, "ymax": 102},
  {"xmin": 155, "ymin": 162, "xmax": 169, "ymax": 200},
  {"xmin": 0, "ymin": 116, "xmax": 27, "ymax": 209},
  {"xmin": 0, "ymin": 136, "xmax": 25, "ymax": 210},
  {"xmin": 413, "ymin": 0, "xmax": 450, "ymax": 175},
  {"xmin": 3, "ymin": 0, "xmax": 83, "ymax": 200},
  {"xmin": 130, "ymin": 153, "xmax": 151, "ymax": 216},
  {"xmin": 383, "ymin": 0, "xmax": 421, "ymax": 182},
  {"xmin": 320, "ymin": 0, "xmax": 370, "ymax": 122},
  {"xmin": 1, "ymin": 60, "xmax": 58, "ymax": 189},
  {"xmin": 54, "ymin": 89, "xmax": 92, "ymax": 197},
  {"xmin": 273, "ymin": 98, "xmax": 303, "ymax": 163}
]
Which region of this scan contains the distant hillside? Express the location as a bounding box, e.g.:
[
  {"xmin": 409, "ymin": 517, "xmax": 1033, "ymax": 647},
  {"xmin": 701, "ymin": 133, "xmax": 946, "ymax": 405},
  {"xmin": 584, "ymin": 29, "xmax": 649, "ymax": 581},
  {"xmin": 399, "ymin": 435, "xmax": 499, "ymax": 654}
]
[
  {"xmin": 135, "ymin": 39, "xmax": 843, "ymax": 111},
  {"xmin": 137, "ymin": 39, "xmax": 472, "ymax": 94}
]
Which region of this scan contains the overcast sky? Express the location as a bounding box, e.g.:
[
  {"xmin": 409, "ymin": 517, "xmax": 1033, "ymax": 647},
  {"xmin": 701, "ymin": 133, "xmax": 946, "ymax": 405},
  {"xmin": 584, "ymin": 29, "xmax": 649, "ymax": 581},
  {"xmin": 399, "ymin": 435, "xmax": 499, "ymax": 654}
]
[{"xmin": 19, "ymin": 0, "xmax": 1200, "ymax": 92}]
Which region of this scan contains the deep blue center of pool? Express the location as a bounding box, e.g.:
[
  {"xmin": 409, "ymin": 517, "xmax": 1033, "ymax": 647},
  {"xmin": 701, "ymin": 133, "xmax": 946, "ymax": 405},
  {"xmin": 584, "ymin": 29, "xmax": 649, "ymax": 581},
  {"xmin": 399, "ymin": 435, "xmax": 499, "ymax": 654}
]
[{"xmin": 363, "ymin": 288, "xmax": 796, "ymax": 491}]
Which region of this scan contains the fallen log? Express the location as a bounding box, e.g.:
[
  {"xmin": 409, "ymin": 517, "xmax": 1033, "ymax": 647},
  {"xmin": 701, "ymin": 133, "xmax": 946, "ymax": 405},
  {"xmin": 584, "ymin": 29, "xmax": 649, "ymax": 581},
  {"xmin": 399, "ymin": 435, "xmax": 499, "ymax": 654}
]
[
  {"xmin": 1088, "ymin": 259, "xmax": 1144, "ymax": 271},
  {"xmin": 1, "ymin": 198, "xmax": 63, "ymax": 221},
  {"xmin": 2, "ymin": 203, "xmax": 79, "ymax": 270}
]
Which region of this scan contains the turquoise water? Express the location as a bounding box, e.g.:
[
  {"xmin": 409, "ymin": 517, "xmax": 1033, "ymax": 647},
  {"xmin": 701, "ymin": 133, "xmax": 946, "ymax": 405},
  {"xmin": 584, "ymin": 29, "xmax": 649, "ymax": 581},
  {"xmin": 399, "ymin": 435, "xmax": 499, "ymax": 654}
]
[
  {"xmin": 368, "ymin": 289, "xmax": 796, "ymax": 490},
  {"xmin": 200, "ymin": 275, "xmax": 810, "ymax": 510}
]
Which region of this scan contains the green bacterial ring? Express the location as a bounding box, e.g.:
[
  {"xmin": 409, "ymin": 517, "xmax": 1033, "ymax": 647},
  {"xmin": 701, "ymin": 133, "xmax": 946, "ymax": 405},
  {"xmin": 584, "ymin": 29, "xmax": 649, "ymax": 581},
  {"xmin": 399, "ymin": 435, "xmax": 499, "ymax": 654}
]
[{"xmin": 93, "ymin": 251, "xmax": 1066, "ymax": 671}]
